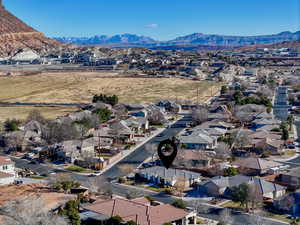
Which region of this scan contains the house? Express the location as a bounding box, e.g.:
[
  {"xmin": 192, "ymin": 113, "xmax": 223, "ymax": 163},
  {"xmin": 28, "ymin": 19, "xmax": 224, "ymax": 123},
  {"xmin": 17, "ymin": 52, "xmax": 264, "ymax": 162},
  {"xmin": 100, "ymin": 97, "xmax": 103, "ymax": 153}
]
[
  {"xmin": 81, "ymin": 197, "xmax": 197, "ymax": 225},
  {"xmin": 20, "ymin": 120, "xmax": 43, "ymax": 136},
  {"xmin": 11, "ymin": 49, "xmax": 40, "ymax": 63},
  {"xmin": 199, "ymin": 120, "xmax": 235, "ymax": 130},
  {"xmin": 156, "ymin": 100, "xmax": 182, "ymax": 113},
  {"xmin": 123, "ymin": 117, "xmax": 149, "ymax": 132},
  {"xmin": 251, "ymin": 118, "xmax": 280, "ymax": 130},
  {"xmin": 137, "ymin": 166, "xmax": 201, "ymax": 187},
  {"xmin": 233, "ymin": 158, "xmax": 282, "ymax": 176},
  {"xmin": 274, "ymin": 193, "xmax": 300, "ymax": 217},
  {"xmin": 0, "ymin": 156, "xmax": 16, "ymax": 185},
  {"xmin": 244, "ymin": 69, "xmax": 258, "ymax": 76},
  {"xmin": 255, "ymin": 138, "xmax": 284, "ymax": 154},
  {"xmin": 277, "ymin": 167, "xmax": 300, "ymax": 190},
  {"xmin": 109, "ymin": 120, "xmax": 134, "ymax": 143},
  {"xmin": 51, "ymin": 140, "xmax": 82, "ymax": 163},
  {"xmin": 198, "ymin": 175, "xmax": 286, "ymax": 200},
  {"xmin": 174, "ymin": 150, "xmax": 212, "ymax": 168},
  {"xmin": 4, "ymin": 130, "xmax": 41, "ymax": 152},
  {"xmin": 178, "ymin": 129, "xmax": 217, "ymax": 150}
]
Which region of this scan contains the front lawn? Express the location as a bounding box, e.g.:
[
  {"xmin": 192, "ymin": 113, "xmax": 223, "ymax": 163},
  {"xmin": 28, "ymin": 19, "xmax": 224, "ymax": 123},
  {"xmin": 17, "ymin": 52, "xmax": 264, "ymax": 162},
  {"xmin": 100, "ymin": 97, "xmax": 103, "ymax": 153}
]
[
  {"xmin": 27, "ymin": 175, "xmax": 46, "ymax": 180},
  {"xmin": 66, "ymin": 165, "xmax": 92, "ymax": 173},
  {"xmin": 265, "ymin": 212, "xmax": 293, "ymax": 223},
  {"xmin": 220, "ymin": 201, "xmax": 244, "ymax": 210}
]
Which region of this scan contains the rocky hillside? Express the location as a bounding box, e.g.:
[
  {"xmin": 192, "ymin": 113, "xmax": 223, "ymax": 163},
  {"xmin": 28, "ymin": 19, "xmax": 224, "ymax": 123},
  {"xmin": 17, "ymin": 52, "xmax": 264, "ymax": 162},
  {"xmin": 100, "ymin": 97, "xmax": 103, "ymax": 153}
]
[{"xmin": 0, "ymin": 4, "xmax": 59, "ymax": 57}]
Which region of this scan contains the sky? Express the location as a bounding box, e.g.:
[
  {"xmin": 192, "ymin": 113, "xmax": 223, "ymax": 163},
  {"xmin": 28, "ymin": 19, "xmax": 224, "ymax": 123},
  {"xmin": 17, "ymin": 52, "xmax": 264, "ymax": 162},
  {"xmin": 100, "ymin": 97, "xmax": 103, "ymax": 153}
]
[{"xmin": 5, "ymin": 0, "xmax": 300, "ymax": 41}]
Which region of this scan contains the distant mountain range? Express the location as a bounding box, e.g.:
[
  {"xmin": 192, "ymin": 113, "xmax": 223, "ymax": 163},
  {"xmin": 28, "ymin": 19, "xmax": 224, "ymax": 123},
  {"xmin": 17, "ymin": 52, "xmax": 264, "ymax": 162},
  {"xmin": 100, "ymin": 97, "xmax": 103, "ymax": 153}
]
[
  {"xmin": 54, "ymin": 34, "xmax": 156, "ymax": 46},
  {"xmin": 54, "ymin": 31, "xmax": 300, "ymax": 47}
]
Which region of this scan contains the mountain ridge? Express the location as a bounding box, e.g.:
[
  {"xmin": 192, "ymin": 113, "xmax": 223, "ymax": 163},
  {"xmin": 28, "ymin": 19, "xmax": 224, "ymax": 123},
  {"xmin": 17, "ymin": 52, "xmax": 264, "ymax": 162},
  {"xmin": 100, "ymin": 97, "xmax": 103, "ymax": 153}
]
[{"xmin": 54, "ymin": 31, "xmax": 300, "ymax": 47}]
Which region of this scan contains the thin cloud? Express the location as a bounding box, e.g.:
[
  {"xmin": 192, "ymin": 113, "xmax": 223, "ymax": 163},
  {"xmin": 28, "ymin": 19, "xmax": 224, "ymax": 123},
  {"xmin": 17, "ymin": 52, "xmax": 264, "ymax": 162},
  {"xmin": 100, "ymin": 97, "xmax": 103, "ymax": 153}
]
[{"xmin": 146, "ymin": 24, "xmax": 158, "ymax": 29}]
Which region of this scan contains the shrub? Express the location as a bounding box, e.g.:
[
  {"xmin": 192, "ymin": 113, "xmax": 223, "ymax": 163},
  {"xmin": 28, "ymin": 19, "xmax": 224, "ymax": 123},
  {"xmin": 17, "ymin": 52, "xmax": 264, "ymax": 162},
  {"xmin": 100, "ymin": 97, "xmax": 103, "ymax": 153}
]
[
  {"xmin": 4, "ymin": 119, "xmax": 21, "ymax": 132},
  {"xmin": 171, "ymin": 199, "xmax": 186, "ymax": 209},
  {"xmin": 92, "ymin": 94, "xmax": 118, "ymax": 106}
]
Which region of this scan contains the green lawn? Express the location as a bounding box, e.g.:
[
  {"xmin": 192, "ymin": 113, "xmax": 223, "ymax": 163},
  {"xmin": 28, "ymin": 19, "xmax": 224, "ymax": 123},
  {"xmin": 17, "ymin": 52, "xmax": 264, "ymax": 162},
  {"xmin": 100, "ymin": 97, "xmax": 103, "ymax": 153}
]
[
  {"xmin": 220, "ymin": 201, "xmax": 244, "ymax": 210},
  {"xmin": 144, "ymin": 185, "xmax": 167, "ymax": 193},
  {"xmin": 66, "ymin": 165, "xmax": 92, "ymax": 173},
  {"xmin": 265, "ymin": 212, "xmax": 292, "ymax": 223},
  {"xmin": 27, "ymin": 175, "xmax": 46, "ymax": 180},
  {"xmin": 285, "ymin": 150, "xmax": 297, "ymax": 156}
]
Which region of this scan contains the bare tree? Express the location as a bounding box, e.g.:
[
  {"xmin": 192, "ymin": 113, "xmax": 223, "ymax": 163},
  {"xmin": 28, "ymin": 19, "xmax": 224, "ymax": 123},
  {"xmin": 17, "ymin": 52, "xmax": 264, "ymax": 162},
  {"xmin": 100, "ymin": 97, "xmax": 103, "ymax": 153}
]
[
  {"xmin": 219, "ymin": 208, "xmax": 233, "ymax": 225},
  {"xmin": 145, "ymin": 143, "xmax": 158, "ymax": 162},
  {"xmin": 174, "ymin": 178, "xmax": 186, "ymax": 197},
  {"xmin": 86, "ymin": 176, "xmax": 112, "ymax": 198},
  {"xmin": 248, "ymin": 183, "xmax": 263, "ymax": 211},
  {"xmin": 26, "ymin": 109, "xmax": 46, "ymax": 124},
  {"xmin": 257, "ymin": 87, "xmax": 273, "ymax": 99},
  {"xmin": 113, "ymin": 104, "xmax": 128, "ymax": 119},
  {"xmin": 190, "ymin": 200, "xmax": 210, "ymax": 214},
  {"xmin": 232, "ymin": 130, "xmax": 251, "ymax": 150},
  {"xmin": 147, "ymin": 110, "xmax": 166, "ymax": 125},
  {"xmin": 215, "ymin": 142, "xmax": 231, "ymax": 160},
  {"xmin": 117, "ymin": 164, "xmax": 136, "ymax": 175},
  {"xmin": 0, "ymin": 197, "xmax": 68, "ymax": 225},
  {"xmin": 192, "ymin": 107, "xmax": 208, "ymax": 125},
  {"xmin": 42, "ymin": 120, "xmax": 80, "ymax": 145}
]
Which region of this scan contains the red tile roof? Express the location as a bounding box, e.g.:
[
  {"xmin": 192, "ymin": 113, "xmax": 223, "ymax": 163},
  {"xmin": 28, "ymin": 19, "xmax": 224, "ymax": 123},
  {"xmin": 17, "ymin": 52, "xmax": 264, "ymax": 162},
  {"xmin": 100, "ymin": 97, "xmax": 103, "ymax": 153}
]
[
  {"xmin": 84, "ymin": 197, "xmax": 190, "ymax": 225},
  {"xmin": 0, "ymin": 156, "xmax": 13, "ymax": 166}
]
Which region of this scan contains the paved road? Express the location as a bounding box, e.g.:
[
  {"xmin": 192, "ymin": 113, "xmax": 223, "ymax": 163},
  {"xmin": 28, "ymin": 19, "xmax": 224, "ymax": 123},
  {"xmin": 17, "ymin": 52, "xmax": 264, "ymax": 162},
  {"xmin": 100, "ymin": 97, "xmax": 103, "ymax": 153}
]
[
  {"xmin": 273, "ymin": 86, "xmax": 289, "ymax": 121},
  {"xmin": 100, "ymin": 115, "xmax": 190, "ymax": 179},
  {"xmin": 111, "ymin": 183, "xmax": 286, "ymax": 225},
  {"xmin": 12, "ymin": 114, "xmax": 191, "ymax": 181},
  {"xmin": 10, "ymin": 112, "xmax": 287, "ymax": 224}
]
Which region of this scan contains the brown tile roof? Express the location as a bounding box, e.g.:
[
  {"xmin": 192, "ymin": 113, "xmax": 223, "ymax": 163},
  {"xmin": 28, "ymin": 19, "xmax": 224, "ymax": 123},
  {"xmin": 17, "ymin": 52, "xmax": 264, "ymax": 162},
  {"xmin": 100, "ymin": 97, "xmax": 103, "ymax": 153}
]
[
  {"xmin": 233, "ymin": 158, "xmax": 282, "ymax": 170},
  {"xmin": 177, "ymin": 150, "xmax": 211, "ymax": 161},
  {"xmin": 0, "ymin": 171, "xmax": 14, "ymax": 179},
  {"xmin": 83, "ymin": 197, "xmax": 190, "ymax": 225},
  {"xmin": 0, "ymin": 156, "xmax": 13, "ymax": 166}
]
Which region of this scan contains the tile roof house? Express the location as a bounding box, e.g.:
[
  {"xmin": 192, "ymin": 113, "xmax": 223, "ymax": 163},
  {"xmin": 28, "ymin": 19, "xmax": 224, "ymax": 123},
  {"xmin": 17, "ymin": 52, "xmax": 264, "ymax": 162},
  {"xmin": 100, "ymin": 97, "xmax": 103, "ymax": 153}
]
[
  {"xmin": 82, "ymin": 197, "xmax": 197, "ymax": 225},
  {"xmin": 0, "ymin": 156, "xmax": 16, "ymax": 185},
  {"xmin": 233, "ymin": 158, "xmax": 282, "ymax": 176},
  {"xmin": 174, "ymin": 150, "xmax": 212, "ymax": 168},
  {"xmin": 137, "ymin": 166, "xmax": 201, "ymax": 188},
  {"xmin": 198, "ymin": 175, "xmax": 286, "ymax": 200}
]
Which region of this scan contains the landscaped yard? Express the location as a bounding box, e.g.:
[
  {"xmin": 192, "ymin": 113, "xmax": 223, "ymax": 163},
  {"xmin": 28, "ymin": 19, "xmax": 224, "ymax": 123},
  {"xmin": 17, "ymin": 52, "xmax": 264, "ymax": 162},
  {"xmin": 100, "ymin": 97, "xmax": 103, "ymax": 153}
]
[
  {"xmin": 65, "ymin": 165, "xmax": 93, "ymax": 173},
  {"xmin": 220, "ymin": 201, "xmax": 244, "ymax": 210}
]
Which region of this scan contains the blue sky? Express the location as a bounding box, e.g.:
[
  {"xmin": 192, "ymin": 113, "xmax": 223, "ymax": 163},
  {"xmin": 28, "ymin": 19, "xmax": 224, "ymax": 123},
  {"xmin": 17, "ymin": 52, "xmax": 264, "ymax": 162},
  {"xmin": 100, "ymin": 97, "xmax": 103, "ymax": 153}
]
[{"xmin": 5, "ymin": 0, "xmax": 300, "ymax": 40}]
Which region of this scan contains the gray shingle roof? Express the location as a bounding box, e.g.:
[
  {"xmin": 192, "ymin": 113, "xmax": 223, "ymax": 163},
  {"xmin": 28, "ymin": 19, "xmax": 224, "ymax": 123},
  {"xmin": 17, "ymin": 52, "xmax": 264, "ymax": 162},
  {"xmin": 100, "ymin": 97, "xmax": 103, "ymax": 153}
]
[
  {"xmin": 138, "ymin": 166, "xmax": 201, "ymax": 180},
  {"xmin": 201, "ymin": 175, "xmax": 285, "ymax": 194}
]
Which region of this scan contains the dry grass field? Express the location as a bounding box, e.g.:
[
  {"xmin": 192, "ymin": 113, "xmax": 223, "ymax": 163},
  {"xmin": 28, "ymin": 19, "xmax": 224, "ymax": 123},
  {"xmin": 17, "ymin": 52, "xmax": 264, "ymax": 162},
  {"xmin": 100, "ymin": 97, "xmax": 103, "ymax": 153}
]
[
  {"xmin": 0, "ymin": 72, "xmax": 221, "ymax": 121},
  {"xmin": 0, "ymin": 73, "xmax": 220, "ymax": 104},
  {"xmin": 0, "ymin": 106, "xmax": 77, "ymax": 122}
]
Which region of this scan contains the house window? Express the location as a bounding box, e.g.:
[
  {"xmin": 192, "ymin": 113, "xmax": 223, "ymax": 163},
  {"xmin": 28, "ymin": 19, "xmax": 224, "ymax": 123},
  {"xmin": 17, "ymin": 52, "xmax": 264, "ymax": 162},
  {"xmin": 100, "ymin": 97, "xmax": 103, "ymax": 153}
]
[{"xmin": 2, "ymin": 165, "xmax": 8, "ymax": 170}]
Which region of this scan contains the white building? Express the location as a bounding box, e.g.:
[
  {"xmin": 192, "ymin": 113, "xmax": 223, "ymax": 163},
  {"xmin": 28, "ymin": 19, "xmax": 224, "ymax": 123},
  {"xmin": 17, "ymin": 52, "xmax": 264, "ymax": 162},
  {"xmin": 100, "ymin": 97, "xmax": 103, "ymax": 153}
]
[{"xmin": 0, "ymin": 156, "xmax": 16, "ymax": 185}]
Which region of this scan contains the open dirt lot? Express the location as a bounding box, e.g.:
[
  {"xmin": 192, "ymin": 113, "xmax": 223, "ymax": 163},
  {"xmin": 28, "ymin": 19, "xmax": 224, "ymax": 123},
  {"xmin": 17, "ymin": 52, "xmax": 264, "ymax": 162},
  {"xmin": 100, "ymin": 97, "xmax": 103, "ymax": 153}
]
[{"xmin": 0, "ymin": 73, "xmax": 221, "ymax": 104}]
